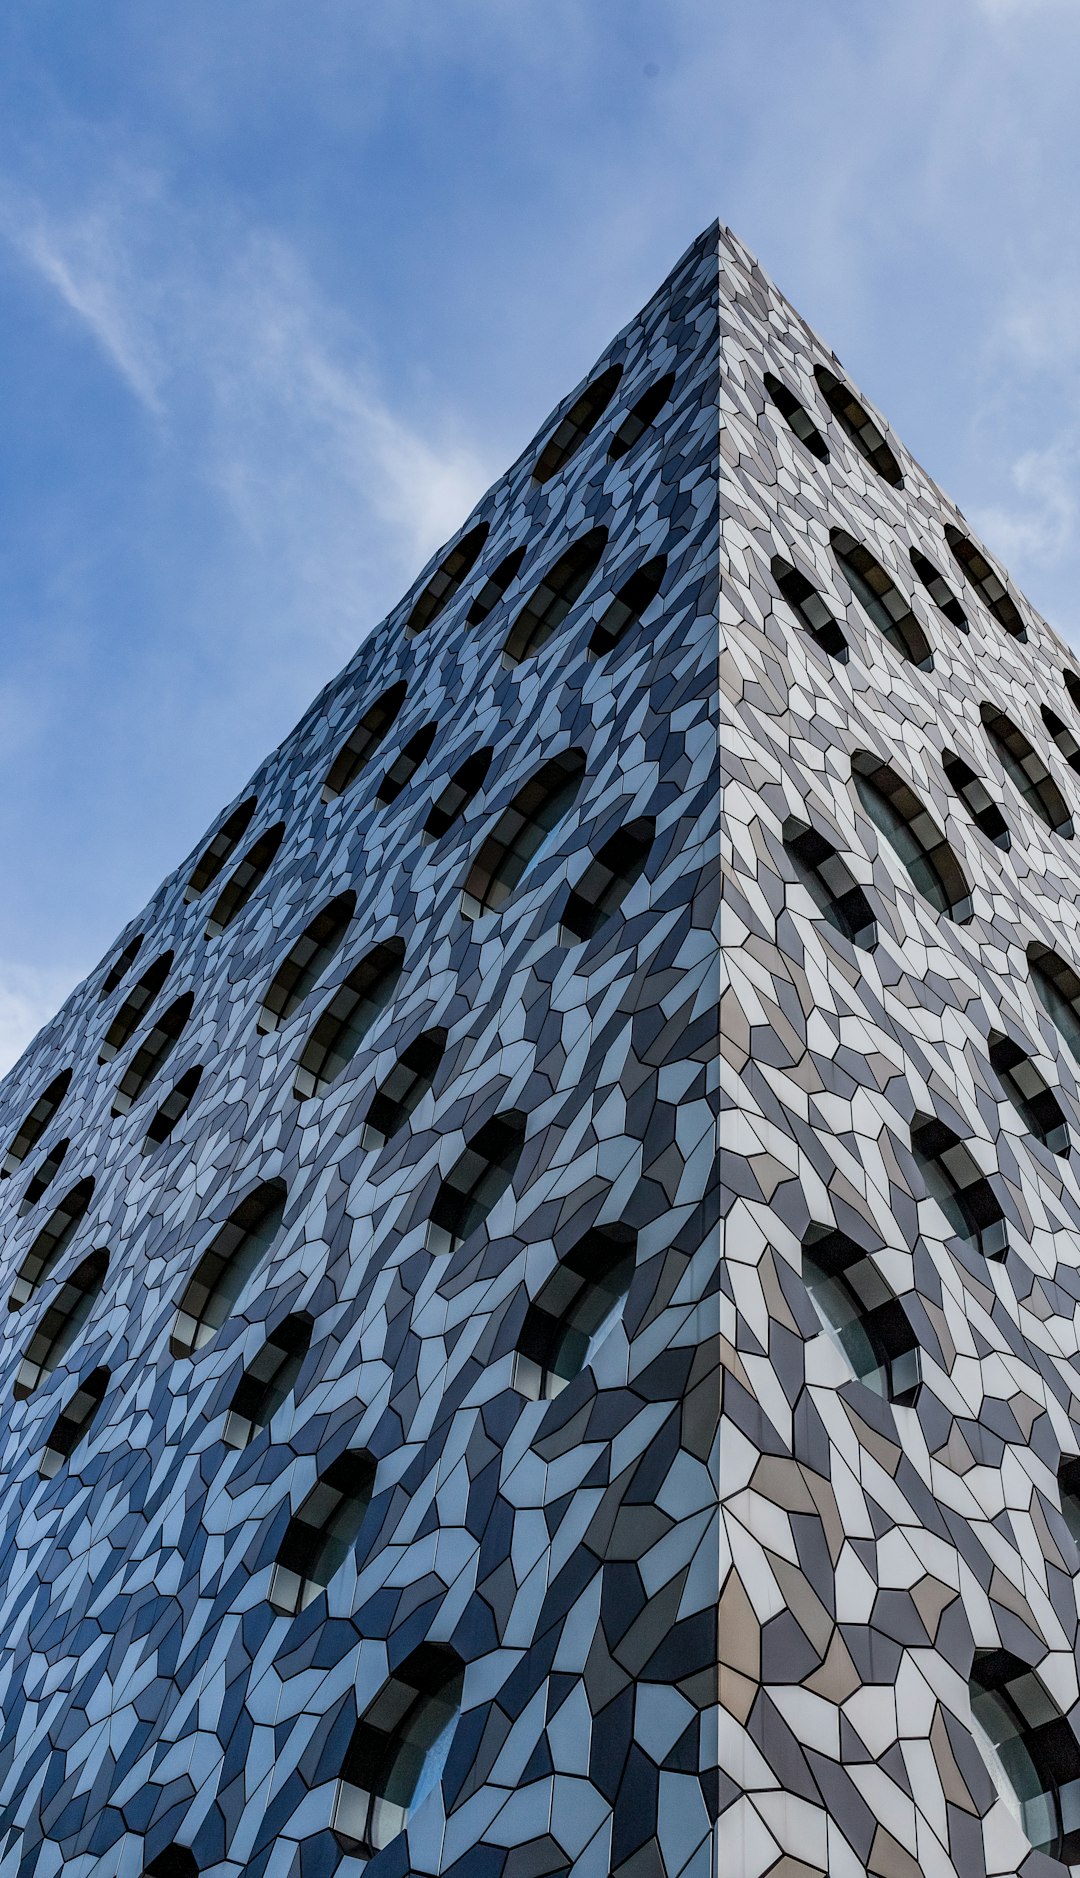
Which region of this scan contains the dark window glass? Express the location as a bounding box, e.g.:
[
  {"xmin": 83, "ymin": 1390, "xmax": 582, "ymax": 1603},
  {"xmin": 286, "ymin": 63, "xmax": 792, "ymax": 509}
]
[
  {"xmin": 270, "ymin": 1449, "xmax": 376, "ymax": 1614},
  {"xmin": 423, "ymin": 748, "xmax": 493, "ymax": 842},
  {"xmin": 376, "ymin": 722, "xmax": 438, "ymax": 806},
  {"xmin": 1041, "ymin": 704, "xmax": 1080, "ymax": 776},
  {"xmin": 782, "ymin": 817, "xmax": 876, "ymax": 949},
  {"xmin": 14, "ymin": 1249, "xmax": 108, "ymax": 1398},
  {"xmin": 334, "ymin": 1644, "xmax": 465, "ymax": 1854},
  {"xmin": 503, "ymin": 528, "xmax": 608, "ymax": 664},
  {"xmin": 814, "ymin": 364, "xmax": 903, "ymax": 484},
  {"xmin": 143, "ymin": 1067, "xmax": 203, "ymax": 1151},
  {"xmin": 988, "ymin": 1032, "xmax": 1069, "ymax": 1155},
  {"xmin": 608, "ymin": 370, "xmax": 676, "ymax": 460},
  {"xmin": 112, "ymin": 993, "xmax": 194, "ymax": 1116},
  {"xmin": 763, "ymin": 372, "xmax": 829, "ymax": 462},
  {"xmin": 852, "ymin": 755, "xmax": 972, "ymax": 921},
  {"xmin": 144, "ymin": 1849, "xmax": 199, "ymax": 1878},
  {"xmin": 170, "ymin": 1180, "xmax": 287, "ymax": 1359},
  {"xmin": 831, "ymin": 531, "xmax": 931, "ymax": 668},
  {"xmin": 99, "ymin": 932, "xmax": 144, "ymax": 1000},
  {"xmin": 909, "ymin": 547, "xmax": 968, "ymax": 631},
  {"xmin": 1, "ymin": 1068, "xmax": 72, "ymax": 1178},
  {"xmin": 801, "ymin": 1227, "xmax": 920, "ymax": 1404},
  {"xmin": 910, "ymin": 1115, "xmax": 1007, "ymax": 1259},
  {"xmin": 362, "ymin": 1028, "xmax": 448, "ymax": 1146},
  {"xmin": 513, "ymin": 1226, "xmax": 636, "ymax": 1400},
  {"xmin": 461, "ymin": 751, "xmax": 586, "ymax": 920},
  {"xmin": 969, "ymin": 1650, "xmax": 1080, "ymax": 1864},
  {"xmin": 224, "ymin": 1311, "xmax": 313, "ymax": 1450},
  {"xmin": 294, "ymin": 940, "xmax": 405, "ymax": 1100},
  {"xmin": 99, "ymin": 953, "xmax": 174, "ymax": 1062},
  {"xmin": 39, "ymin": 1366, "xmax": 109, "ymax": 1478},
  {"xmin": 1058, "ymin": 1456, "xmax": 1080, "ymax": 1550},
  {"xmin": 428, "ymin": 1112, "xmax": 526, "ymax": 1252},
  {"xmin": 407, "ymin": 522, "xmax": 489, "ymax": 635},
  {"xmin": 205, "ymin": 825, "xmax": 286, "ymax": 937},
  {"xmin": 945, "ymin": 526, "xmax": 1026, "ymax": 639},
  {"xmin": 559, "ymin": 817, "xmax": 653, "ymax": 943},
  {"xmin": 184, "ymin": 796, "xmax": 258, "ymax": 901},
  {"xmin": 533, "ymin": 364, "xmax": 622, "ymax": 484},
  {"xmin": 588, "ymin": 554, "xmax": 667, "ymax": 658},
  {"xmin": 1029, "ymin": 944, "xmax": 1080, "ymax": 1065},
  {"xmin": 323, "ymin": 682, "xmax": 408, "ymax": 802},
  {"xmin": 771, "ymin": 556, "xmax": 847, "ymax": 662},
  {"xmin": 981, "ymin": 704, "xmax": 1073, "ymax": 836},
  {"xmin": 942, "ymin": 750, "xmax": 1010, "ymax": 849},
  {"xmin": 18, "ymin": 1138, "xmax": 69, "ymax": 1215},
  {"xmin": 465, "ymin": 545, "xmax": 526, "ymax": 626},
  {"xmin": 10, "ymin": 1176, "xmax": 96, "ymax": 1308},
  {"xmin": 258, "ymin": 893, "xmax": 356, "ymax": 1035},
  {"xmin": 1064, "ymin": 669, "xmax": 1080, "ymax": 718}
]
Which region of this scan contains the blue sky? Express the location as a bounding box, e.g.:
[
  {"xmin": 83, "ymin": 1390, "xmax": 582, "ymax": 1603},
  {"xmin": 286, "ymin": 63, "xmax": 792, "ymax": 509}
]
[{"xmin": 0, "ymin": 0, "xmax": 1078, "ymax": 1069}]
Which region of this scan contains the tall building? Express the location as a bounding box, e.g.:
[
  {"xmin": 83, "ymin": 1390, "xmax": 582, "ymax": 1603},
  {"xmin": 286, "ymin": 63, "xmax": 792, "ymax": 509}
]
[{"xmin": 0, "ymin": 229, "xmax": 719, "ymax": 1876}]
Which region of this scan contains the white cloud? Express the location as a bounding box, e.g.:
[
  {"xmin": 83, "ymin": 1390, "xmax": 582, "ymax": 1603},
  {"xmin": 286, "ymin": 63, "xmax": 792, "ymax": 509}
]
[
  {"xmin": 0, "ymin": 963, "xmax": 78, "ymax": 1078},
  {"xmin": 973, "ymin": 442, "xmax": 1080, "ymax": 570}
]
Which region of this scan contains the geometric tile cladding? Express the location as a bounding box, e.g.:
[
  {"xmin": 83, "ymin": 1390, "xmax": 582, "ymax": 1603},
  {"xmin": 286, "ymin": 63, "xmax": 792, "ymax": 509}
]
[{"xmin": 0, "ymin": 229, "xmax": 719, "ymax": 1875}]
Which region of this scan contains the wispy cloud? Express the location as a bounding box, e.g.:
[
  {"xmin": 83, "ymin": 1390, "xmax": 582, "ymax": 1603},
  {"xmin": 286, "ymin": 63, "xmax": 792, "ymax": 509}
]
[{"xmin": 0, "ymin": 963, "xmax": 76, "ymax": 1077}]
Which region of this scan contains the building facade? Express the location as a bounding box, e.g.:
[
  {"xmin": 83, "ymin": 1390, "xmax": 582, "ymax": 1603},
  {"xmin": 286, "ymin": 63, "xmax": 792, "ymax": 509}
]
[{"xmin": 0, "ymin": 229, "xmax": 719, "ymax": 1876}]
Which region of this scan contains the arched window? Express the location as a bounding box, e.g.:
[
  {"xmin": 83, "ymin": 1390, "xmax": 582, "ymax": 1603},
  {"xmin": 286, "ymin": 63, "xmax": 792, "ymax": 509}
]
[
  {"xmin": 942, "ymin": 750, "xmax": 1010, "ymax": 849},
  {"xmin": 362, "ymin": 1028, "xmax": 447, "ymax": 1147},
  {"xmin": 782, "ymin": 817, "xmax": 876, "ymax": 949},
  {"xmin": 1058, "ymin": 1456, "xmax": 1080, "ymax": 1549},
  {"xmin": 224, "ymin": 1311, "xmax": 313, "ymax": 1449},
  {"xmin": 814, "ymin": 364, "xmax": 903, "ymax": 485},
  {"xmin": 587, "ymin": 554, "xmax": 667, "ymax": 658},
  {"xmin": 909, "ymin": 547, "xmax": 968, "ymax": 630},
  {"xmin": 333, "ymin": 1644, "xmax": 465, "ymax": 1854},
  {"xmin": 771, "ymin": 556, "xmax": 847, "ymax": 662},
  {"xmin": 801, "ymin": 1227, "xmax": 920, "ymax": 1404},
  {"xmin": 18, "ymin": 1138, "xmax": 69, "ymax": 1215},
  {"xmin": 559, "ymin": 817, "xmax": 654, "ymax": 943},
  {"xmin": 99, "ymin": 952, "xmax": 173, "ymax": 1062},
  {"xmin": 205, "ymin": 824, "xmax": 286, "ymax": 937},
  {"xmin": 988, "ymin": 1032, "xmax": 1069, "ymax": 1155},
  {"xmin": 423, "ymin": 748, "xmax": 493, "ymax": 842},
  {"xmin": 1, "ymin": 1067, "xmax": 72, "ymax": 1177},
  {"xmin": 852, "ymin": 755, "xmax": 972, "ymax": 921},
  {"xmin": 502, "ymin": 528, "xmax": 608, "ymax": 665},
  {"xmin": 969, "ymin": 1650, "xmax": 1080, "ymax": 1863},
  {"xmin": 910, "ymin": 1114, "xmax": 1006, "ymax": 1259},
  {"xmin": 270, "ymin": 1449, "xmax": 375, "ymax": 1614},
  {"xmin": 532, "ymin": 363, "xmax": 622, "ymax": 484},
  {"xmin": 184, "ymin": 795, "xmax": 258, "ymax": 901},
  {"xmin": 512, "ymin": 1225, "xmax": 636, "ymax": 1400},
  {"xmin": 10, "ymin": 1176, "xmax": 95, "ymax": 1308},
  {"xmin": 945, "ymin": 526, "xmax": 1026, "ymax": 638},
  {"xmin": 143, "ymin": 1067, "xmax": 203, "ymax": 1151},
  {"xmin": 762, "ymin": 372, "xmax": 829, "ymax": 462},
  {"xmin": 40, "ymin": 1366, "xmax": 109, "ymax": 1478},
  {"xmin": 981, "ymin": 704, "xmax": 1073, "ymax": 837},
  {"xmin": 427, "ymin": 1111, "xmax": 526, "ymax": 1253},
  {"xmin": 112, "ymin": 993, "xmax": 195, "ymax": 1116},
  {"xmin": 98, "ymin": 932, "xmax": 144, "ymax": 1000},
  {"xmin": 14, "ymin": 1249, "xmax": 107, "ymax": 1398},
  {"xmin": 831, "ymin": 531, "xmax": 932, "ymax": 668},
  {"xmin": 143, "ymin": 1849, "xmax": 199, "ymax": 1878},
  {"xmin": 1041, "ymin": 704, "xmax": 1080, "ymax": 776},
  {"xmin": 170, "ymin": 1179, "xmax": 287, "ymax": 1359},
  {"xmin": 461, "ymin": 750, "xmax": 587, "ymax": 920},
  {"xmin": 1064, "ymin": 669, "xmax": 1080, "ymax": 717},
  {"xmin": 258, "ymin": 892, "xmax": 356, "ymax": 1035},
  {"xmin": 1028, "ymin": 944, "xmax": 1080, "ymax": 1063},
  {"xmin": 608, "ymin": 369, "xmax": 676, "ymax": 460},
  {"xmin": 465, "ymin": 544, "xmax": 526, "ymax": 626},
  {"xmin": 376, "ymin": 722, "xmax": 438, "ymax": 806},
  {"xmin": 406, "ymin": 522, "xmax": 489, "ymax": 635},
  {"xmin": 294, "ymin": 939, "xmax": 405, "ymax": 1100},
  {"xmin": 323, "ymin": 683, "xmax": 407, "ymax": 802}
]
